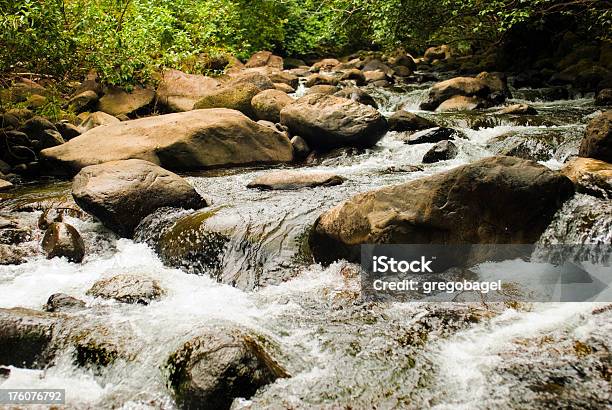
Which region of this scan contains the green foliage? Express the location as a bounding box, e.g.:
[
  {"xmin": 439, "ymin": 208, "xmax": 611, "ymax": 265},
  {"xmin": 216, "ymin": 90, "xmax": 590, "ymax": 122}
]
[{"xmin": 1, "ymin": 0, "xmax": 610, "ymax": 86}]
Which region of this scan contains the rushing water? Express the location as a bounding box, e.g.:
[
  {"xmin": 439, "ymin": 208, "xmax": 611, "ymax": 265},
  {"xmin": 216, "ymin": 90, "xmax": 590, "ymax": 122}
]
[{"xmin": 0, "ymin": 78, "xmax": 610, "ymax": 409}]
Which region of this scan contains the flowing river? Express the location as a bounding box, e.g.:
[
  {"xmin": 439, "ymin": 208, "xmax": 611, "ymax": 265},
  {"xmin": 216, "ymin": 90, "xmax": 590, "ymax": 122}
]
[{"xmin": 1, "ymin": 77, "xmax": 610, "ymax": 409}]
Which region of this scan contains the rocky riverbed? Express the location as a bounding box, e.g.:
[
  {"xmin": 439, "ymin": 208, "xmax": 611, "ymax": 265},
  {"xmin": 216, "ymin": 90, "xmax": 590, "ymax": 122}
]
[{"xmin": 1, "ymin": 48, "xmax": 611, "ymax": 409}]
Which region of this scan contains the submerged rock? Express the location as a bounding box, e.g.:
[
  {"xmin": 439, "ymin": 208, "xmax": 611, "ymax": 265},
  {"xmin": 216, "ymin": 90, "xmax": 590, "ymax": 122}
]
[
  {"xmin": 334, "ymin": 87, "xmax": 378, "ymax": 108},
  {"xmin": 562, "ymin": 157, "xmax": 612, "ymax": 198},
  {"xmin": 87, "ymin": 274, "xmax": 164, "ymax": 304},
  {"xmin": 72, "ymin": 159, "xmax": 207, "ymax": 237},
  {"xmin": 247, "ymin": 171, "xmax": 345, "ymax": 190},
  {"xmin": 42, "ymin": 109, "xmax": 293, "ymax": 175},
  {"xmin": 388, "ymin": 111, "xmax": 437, "ymax": 132},
  {"xmin": 44, "ymin": 293, "xmax": 87, "ymax": 313},
  {"xmin": 404, "ymin": 127, "xmax": 463, "ymax": 145},
  {"xmin": 579, "ymin": 110, "xmax": 612, "ymax": 162},
  {"xmin": 497, "ymin": 104, "xmax": 538, "ymax": 115},
  {"xmin": 310, "ymin": 156, "xmax": 574, "ymax": 264},
  {"xmin": 486, "ymin": 131, "xmax": 563, "ymax": 162},
  {"xmin": 41, "ymin": 222, "xmax": 85, "ymax": 262},
  {"xmin": 166, "ymin": 326, "xmax": 288, "ymax": 410},
  {"xmin": 280, "ymin": 94, "xmax": 387, "ymax": 150},
  {"xmin": 422, "ymin": 140, "xmax": 458, "ymax": 163},
  {"xmin": 0, "ymin": 307, "xmax": 57, "ymax": 368}
]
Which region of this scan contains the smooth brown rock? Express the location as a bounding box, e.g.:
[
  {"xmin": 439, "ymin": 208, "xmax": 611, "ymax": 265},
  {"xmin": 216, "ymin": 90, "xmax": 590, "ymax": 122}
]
[
  {"xmin": 245, "ymin": 51, "xmax": 283, "ymax": 70},
  {"xmin": 72, "ymin": 159, "xmax": 207, "ymax": 237},
  {"xmin": 305, "ymin": 74, "xmax": 339, "ymax": 88},
  {"xmin": 280, "ymin": 94, "xmax": 387, "ymax": 150},
  {"xmin": 42, "ymin": 109, "xmax": 293, "ymax": 175},
  {"xmin": 579, "ymin": 111, "xmax": 612, "ymax": 162},
  {"xmin": 156, "ymin": 69, "xmax": 220, "ymax": 112},
  {"xmin": 387, "ymin": 111, "xmax": 436, "ymax": 132},
  {"xmin": 310, "ymin": 156, "xmax": 574, "ymax": 264},
  {"xmin": 497, "ymin": 104, "xmax": 538, "ymax": 115},
  {"xmin": 420, "ymin": 77, "xmax": 489, "ymax": 111},
  {"xmin": 251, "ymin": 90, "xmax": 294, "ymax": 123},
  {"xmin": 0, "ymin": 179, "xmax": 13, "ymax": 192},
  {"xmin": 42, "ymin": 222, "xmax": 85, "ymax": 262},
  {"xmin": 436, "ymin": 96, "xmax": 482, "ymax": 112},
  {"xmin": 98, "ymin": 86, "xmax": 155, "ymax": 117},
  {"xmin": 77, "ymin": 111, "xmax": 120, "ymax": 132},
  {"xmin": 561, "ymin": 157, "xmax": 612, "ymax": 198}
]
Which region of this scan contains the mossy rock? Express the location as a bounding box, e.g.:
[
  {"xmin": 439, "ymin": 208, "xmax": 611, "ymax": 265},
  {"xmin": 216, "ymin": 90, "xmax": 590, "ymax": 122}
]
[{"xmin": 194, "ymin": 83, "xmax": 261, "ymax": 118}]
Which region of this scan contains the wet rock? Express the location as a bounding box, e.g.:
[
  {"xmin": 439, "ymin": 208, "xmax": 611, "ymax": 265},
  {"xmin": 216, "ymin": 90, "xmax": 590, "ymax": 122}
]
[
  {"xmin": 497, "ymin": 104, "xmax": 538, "ymax": 115},
  {"xmin": 0, "ymin": 244, "xmax": 30, "ymax": 265},
  {"xmin": 420, "ymin": 76, "xmax": 490, "ymax": 111},
  {"xmin": 0, "ymin": 179, "xmax": 13, "ymax": 192},
  {"xmin": 98, "ymin": 86, "xmax": 155, "ymax": 117},
  {"xmin": 404, "ymin": 127, "xmax": 463, "ymax": 145},
  {"xmin": 44, "ymin": 293, "xmax": 86, "ymax": 313},
  {"xmin": 194, "ymin": 82, "xmax": 262, "ymax": 118},
  {"xmin": 486, "ymin": 131, "xmax": 562, "ymax": 162},
  {"xmin": 66, "ymin": 322, "xmax": 136, "ymax": 367},
  {"xmin": 384, "ymin": 165, "xmax": 423, "ymax": 173},
  {"xmin": 388, "ymin": 111, "xmax": 437, "ymax": 132},
  {"xmin": 245, "ymin": 51, "xmax": 283, "ymax": 70},
  {"xmin": 251, "ymin": 89, "xmax": 294, "ymax": 123},
  {"xmin": 68, "ymin": 90, "xmax": 98, "ymax": 112},
  {"xmin": 247, "ymin": 171, "xmax": 344, "ymax": 190},
  {"xmin": 339, "ymin": 69, "xmax": 366, "ymax": 85},
  {"xmin": 72, "ymin": 159, "xmax": 207, "ymax": 237},
  {"xmin": 42, "ymin": 222, "xmax": 85, "ymax": 262},
  {"xmin": 561, "ymin": 157, "xmax": 612, "ymax": 198},
  {"xmin": 280, "ymin": 94, "xmax": 387, "ymax": 150},
  {"xmin": 0, "ymin": 307, "xmax": 56, "ymax": 368},
  {"xmin": 334, "ymin": 87, "xmax": 378, "ymax": 108},
  {"xmin": 305, "ymin": 85, "xmax": 339, "ymax": 95},
  {"xmin": 579, "ymin": 110, "xmax": 612, "ymax": 162},
  {"xmin": 42, "ymin": 109, "xmax": 293, "ymax": 175},
  {"xmin": 55, "ymin": 121, "xmax": 81, "ymax": 141},
  {"xmin": 312, "ymin": 58, "xmax": 340, "ymax": 72},
  {"xmin": 273, "ymin": 83, "xmax": 295, "ymax": 94},
  {"xmin": 422, "ymin": 140, "xmax": 458, "ymax": 163},
  {"xmin": 291, "ymin": 136, "xmax": 310, "ymax": 159},
  {"xmin": 77, "ymin": 111, "xmax": 120, "ymax": 132},
  {"xmin": 305, "ymin": 74, "xmax": 339, "ymax": 88},
  {"xmin": 436, "ymin": 95, "xmax": 483, "ymax": 112},
  {"xmin": 156, "ymin": 69, "xmax": 220, "ymax": 112},
  {"xmin": 310, "ymin": 156, "xmax": 574, "ymax": 265},
  {"xmin": 476, "ymin": 71, "xmax": 511, "ymax": 98},
  {"xmin": 87, "ymin": 274, "xmax": 164, "ymax": 304},
  {"xmin": 166, "ymin": 326, "xmax": 288, "ymax": 410},
  {"xmin": 0, "ymin": 219, "xmax": 31, "ymax": 244},
  {"xmin": 595, "ymin": 88, "xmax": 612, "ymax": 106}
]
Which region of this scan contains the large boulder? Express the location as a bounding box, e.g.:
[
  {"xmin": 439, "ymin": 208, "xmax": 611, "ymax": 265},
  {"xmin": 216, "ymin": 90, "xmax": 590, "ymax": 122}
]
[
  {"xmin": 310, "ymin": 156, "xmax": 574, "ymax": 264},
  {"xmin": 280, "ymin": 94, "xmax": 388, "ymax": 150},
  {"xmin": 72, "ymin": 159, "xmax": 207, "ymax": 237},
  {"xmin": 251, "ymin": 90, "xmax": 294, "ymax": 123},
  {"xmin": 247, "ymin": 170, "xmax": 344, "ymax": 190},
  {"xmin": 41, "ymin": 109, "xmax": 293, "ymax": 175},
  {"xmin": 166, "ymin": 327, "xmax": 287, "ymax": 410},
  {"xmin": 87, "ymin": 274, "xmax": 165, "ymax": 304},
  {"xmin": 579, "ymin": 111, "xmax": 612, "ymax": 162},
  {"xmin": 97, "ymin": 86, "xmax": 155, "ymax": 117},
  {"xmin": 424, "ymin": 45, "xmax": 451, "ymax": 62},
  {"xmin": 42, "ymin": 222, "xmax": 85, "ymax": 262},
  {"xmin": 420, "ymin": 77, "xmax": 490, "ymax": 111},
  {"xmin": 156, "ymin": 69, "xmax": 220, "ymax": 112}
]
